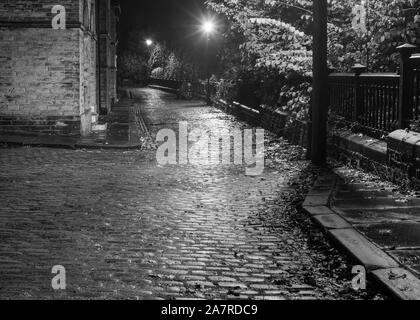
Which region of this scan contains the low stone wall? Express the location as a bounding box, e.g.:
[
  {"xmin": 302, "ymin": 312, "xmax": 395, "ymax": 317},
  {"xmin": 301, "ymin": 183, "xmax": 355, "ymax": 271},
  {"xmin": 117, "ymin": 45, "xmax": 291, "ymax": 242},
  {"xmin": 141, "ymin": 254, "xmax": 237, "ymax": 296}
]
[
  {"xmin": 213, "ymin": 98, "xmax": 420, "ymax": 189},
  {"xmin": 327, "ymin": 127, "xmax": 420, "ymax": 189},
  {"xmin": 212, "ymin": 99, "xmax": 310, "ymax": 149}
]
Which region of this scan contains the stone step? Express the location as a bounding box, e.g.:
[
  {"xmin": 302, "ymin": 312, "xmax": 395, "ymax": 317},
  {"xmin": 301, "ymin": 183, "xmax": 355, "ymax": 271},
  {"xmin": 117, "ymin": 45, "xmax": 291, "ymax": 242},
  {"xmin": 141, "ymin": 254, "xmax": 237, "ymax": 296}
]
[
  {"xmin": 332, "ymin": 198, "xmax": 420, "ymax": 210},
  {"xmin": 0, "ymin": 125, "xmax": 58, "ymax": 130},
  {"xmin": 0, "ymin": 115, "xmax": 78, "ymax": 121},
  {"xmin": 0, "ymin": 121, "xmax": 77, "ymax": 127},
  {"xmin": 0, "ymin": 125, "xmax": 75, "ymax": 135},
  {"xmin": 0, "ymin": 115, "xmax": 81, "ymax": 136}
]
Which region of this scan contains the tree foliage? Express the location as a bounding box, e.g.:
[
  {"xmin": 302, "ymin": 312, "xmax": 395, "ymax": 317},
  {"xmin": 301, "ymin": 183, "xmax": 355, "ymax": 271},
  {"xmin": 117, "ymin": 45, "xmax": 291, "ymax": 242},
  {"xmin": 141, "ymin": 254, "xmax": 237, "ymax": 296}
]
[
  {"xmin": 205, "ymin": 0, "xmax": 420, "ymax": 119},
  {"xmin": 119, "ymin": 30, "xmax": 201, "ymax": 84},
  {"xmin": 118, "ymin": 30, "xmax": 151, "ymax": 84},
  {"xmin": 119, "ymin": 52, "xmax": 149, "ymax": 84},
  {"xmin": 148, "ymin": 43, "xmax": 200, "ymax": 80}
]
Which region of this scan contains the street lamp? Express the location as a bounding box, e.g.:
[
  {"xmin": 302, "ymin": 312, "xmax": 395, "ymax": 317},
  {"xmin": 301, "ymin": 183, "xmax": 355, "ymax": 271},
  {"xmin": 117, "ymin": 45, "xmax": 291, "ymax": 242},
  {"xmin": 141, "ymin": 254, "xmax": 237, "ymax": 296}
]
[
  {"xmin": 311, "ymin": 0, "xmax": 328, "ymax": 165},
  {"xmin": 145, "ymin": 39, "xmax": 153, "ymax": 47},
  {"xmin": 202, "ymin": 20, "xmax": 215, "ymax": 36},
  {"xmin": 201, "ymin": 19, "xmax": 216, "ymax": 105}
]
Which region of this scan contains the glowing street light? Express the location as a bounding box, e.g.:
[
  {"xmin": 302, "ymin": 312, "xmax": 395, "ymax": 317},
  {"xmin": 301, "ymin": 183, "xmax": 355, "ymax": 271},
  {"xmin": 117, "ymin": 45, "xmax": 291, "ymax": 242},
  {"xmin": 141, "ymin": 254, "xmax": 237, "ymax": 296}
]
[
  {"xmin": 145, "ymin": 39, "xmax": 153, "ymax": 47},
  {"xmin": 201, "ymin": 20, "xmax": 215, "ymax": 35}
]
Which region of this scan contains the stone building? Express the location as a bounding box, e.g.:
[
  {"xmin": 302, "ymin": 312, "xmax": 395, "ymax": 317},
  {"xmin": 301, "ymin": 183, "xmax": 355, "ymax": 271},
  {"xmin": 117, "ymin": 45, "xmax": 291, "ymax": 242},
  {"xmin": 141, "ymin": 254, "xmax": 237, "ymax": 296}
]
[
  {"xmin": 0, "ymin": 0, "xmax": 119, "ymax": 136},
  {"xmin": 99, "ymin": 0, "xmax": 119, "ymax": 116}
]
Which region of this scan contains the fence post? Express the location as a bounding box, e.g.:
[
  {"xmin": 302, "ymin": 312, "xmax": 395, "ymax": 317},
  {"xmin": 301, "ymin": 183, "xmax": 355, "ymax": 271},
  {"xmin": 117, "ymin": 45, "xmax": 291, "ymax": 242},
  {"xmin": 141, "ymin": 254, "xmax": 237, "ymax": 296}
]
[
  {"xmin": 352, "ymin": 64, "xmax": 367, "ymax": 123},
  {"xmin": 397, "ymin": 43, "xmax": 417, "ymax": 129}
]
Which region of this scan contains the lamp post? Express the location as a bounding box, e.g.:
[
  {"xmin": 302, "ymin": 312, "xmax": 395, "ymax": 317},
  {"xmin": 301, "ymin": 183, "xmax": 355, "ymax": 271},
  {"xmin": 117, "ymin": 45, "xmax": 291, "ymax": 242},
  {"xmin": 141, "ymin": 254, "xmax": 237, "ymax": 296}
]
[
  {"xmin": 202, "ymin": 20, "xmax": 215, "ymax": 105},
  {"xmin": 311, "ymin": 0, "xmax": 328, "ymax": 165}
]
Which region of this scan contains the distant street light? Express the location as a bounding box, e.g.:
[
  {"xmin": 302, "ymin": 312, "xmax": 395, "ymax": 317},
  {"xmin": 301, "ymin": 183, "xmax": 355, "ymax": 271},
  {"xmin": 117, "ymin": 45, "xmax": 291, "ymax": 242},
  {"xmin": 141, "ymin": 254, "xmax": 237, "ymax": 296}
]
[
  {"xmin": 201, "ymin": 19, "xmax": 216, "ymax": 105},
  {"xmin": 146, "ymin": 39, "xmax": 153, "ymax": 47}
]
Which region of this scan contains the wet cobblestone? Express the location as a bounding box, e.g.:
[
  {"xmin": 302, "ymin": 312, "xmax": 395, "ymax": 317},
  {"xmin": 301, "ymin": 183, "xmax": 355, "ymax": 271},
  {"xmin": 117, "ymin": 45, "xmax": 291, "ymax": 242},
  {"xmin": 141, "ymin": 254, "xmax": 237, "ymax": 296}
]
[{"xmin": 0, "ymin": 88, "xmax": 384, "ymax": 300}]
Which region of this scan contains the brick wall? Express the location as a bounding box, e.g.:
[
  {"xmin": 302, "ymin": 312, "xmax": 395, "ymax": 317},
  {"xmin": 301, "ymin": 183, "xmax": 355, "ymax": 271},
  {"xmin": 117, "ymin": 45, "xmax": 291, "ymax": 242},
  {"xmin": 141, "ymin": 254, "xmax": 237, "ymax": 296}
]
[
  {"xmin": 0, "ymin": 0, "xmax": 117, "ymax": 136},
  {"xmin": 0, "ymin": 28, "xmax": 80, "ymax": 118},
  {"xmin": 0, "ymin": 0, "xmax": 79, "ymax": 24}
]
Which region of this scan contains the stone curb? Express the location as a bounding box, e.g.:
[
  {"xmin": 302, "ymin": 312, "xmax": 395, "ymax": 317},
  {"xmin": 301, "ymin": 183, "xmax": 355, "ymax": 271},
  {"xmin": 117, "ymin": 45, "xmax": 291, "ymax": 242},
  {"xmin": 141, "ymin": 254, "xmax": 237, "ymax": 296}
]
[
  {"xmin": 74, "ymin": 143, "xmax": 143, "ymax": 150},
  {"xmin": 0, "ymin": 136, "xmax": 143, "ymax": 150},
  {"xmin": 131, "ymin": 102, "xmax": 152, "ymax": 141},
  {"xmin": 301, "ymin": 172, "xmax": 420, "ymax": 300}
]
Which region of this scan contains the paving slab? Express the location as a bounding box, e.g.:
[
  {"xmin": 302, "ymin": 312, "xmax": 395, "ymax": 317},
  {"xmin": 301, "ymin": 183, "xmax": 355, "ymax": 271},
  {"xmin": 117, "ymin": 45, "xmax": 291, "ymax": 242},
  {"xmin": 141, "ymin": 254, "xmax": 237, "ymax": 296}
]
[
  {"xmin": 356, "ymin": 221, "xmax": 420, "ymax": 249},
  {"xmin": 302, "ymin": 206, "xmax": 335, "ymax": 216},
  {"xmin": 306, "ymin": 190, "xmax": 332, "ymax": 197},
  {"xmin": 313, "ymin": 214, "xmax": 352, "ymax": 230},
  {"xmin": 372, "ymin": 268, "xmax": 420, "ymax": 300},
  {"xmin": 332, "ymin": 198, "xmax": 420, "ymax": 210},
  {"xmin": 313, "ymin": 175, "xmax": 337, "ymax": 187},
  {"xmin": 334, "ymin": 190, "xmax": 395, "ymax": 200},
  {"xmin": 302, "ymin": 195, "xmax": 330, "ymax": 207},
  {"xmin": 310, "ymin": 185, "xmax": 335, "ymax": 192},
  {"xmin": 334, "ymin": 208, "xmax": 420, "ymax": 224},
  {"xmin": 388, "ymin": 250, "xmax": 420, "ymax": 276},
  {"xmin": 334, "ymin": 180, "xmax": 394, "ymax": 192},
  {"xmin": 329, "ymin": 229, "xmax": 399, "ymax": 270},
  {"xmin": 306, "ymin": 168, "xmax": 420, "ymax": 299}
]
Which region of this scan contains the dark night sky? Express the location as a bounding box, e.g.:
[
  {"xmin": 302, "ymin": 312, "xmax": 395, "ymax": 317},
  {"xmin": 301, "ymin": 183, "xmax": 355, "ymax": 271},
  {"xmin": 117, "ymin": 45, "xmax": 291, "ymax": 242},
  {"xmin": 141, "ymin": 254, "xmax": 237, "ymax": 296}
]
[{"xmin": 118, "ymin": 0, "xmax": 210, "ymax": 57}]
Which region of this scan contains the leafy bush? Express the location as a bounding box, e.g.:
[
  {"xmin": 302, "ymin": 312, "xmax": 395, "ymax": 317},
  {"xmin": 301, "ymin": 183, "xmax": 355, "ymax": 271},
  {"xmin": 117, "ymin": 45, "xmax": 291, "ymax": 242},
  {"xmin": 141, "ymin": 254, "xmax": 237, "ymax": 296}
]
[
  {"xmin": 151, "ymin": 67, "xmax": 165, "ymax": 79},
  {"xmin": 205, "ymin": 0, "xmax": 420, "ymax": 121},
  {"xmin": 278, "ymin": 82, "xmax": 312, "ymax": 121},
  {"xmin": 118, "ymin": 53, "xmax": 149, "ymax": 84},
  {"xmin": 148, "ymin": 43, "xmax": 199, "ymax": 81},
  {"xmin": 214, "ymin": 78, "xmax": 237, "ymax": 102}
]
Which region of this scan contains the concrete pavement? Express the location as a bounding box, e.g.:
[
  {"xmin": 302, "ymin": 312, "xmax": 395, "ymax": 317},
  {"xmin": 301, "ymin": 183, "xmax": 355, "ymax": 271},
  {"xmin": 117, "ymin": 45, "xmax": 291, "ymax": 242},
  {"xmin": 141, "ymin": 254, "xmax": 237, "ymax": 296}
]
[{"xmin": 303, "ymin": 166, "xmax": 420, "ymax": 299}]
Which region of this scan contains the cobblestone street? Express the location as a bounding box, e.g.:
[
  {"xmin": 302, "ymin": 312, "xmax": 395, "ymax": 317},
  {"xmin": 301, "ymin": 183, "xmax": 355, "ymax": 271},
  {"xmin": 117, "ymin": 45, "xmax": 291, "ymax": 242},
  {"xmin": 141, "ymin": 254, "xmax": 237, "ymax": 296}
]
[{"xmin": 0, "ymin": 88, "xmax": 383, "ymax": 300}]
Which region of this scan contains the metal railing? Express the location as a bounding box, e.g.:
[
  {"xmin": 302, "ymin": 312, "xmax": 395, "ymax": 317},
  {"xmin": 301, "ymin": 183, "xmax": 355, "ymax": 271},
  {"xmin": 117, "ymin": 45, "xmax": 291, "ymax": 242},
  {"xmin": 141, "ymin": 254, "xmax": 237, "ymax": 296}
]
[
  {"xmin": 329, "ymin": 44, "xmax": 420, "ymax": 138},
  {"xmin": 148, "ymin": 77, "xmax": 215, "ymax": 100}
]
